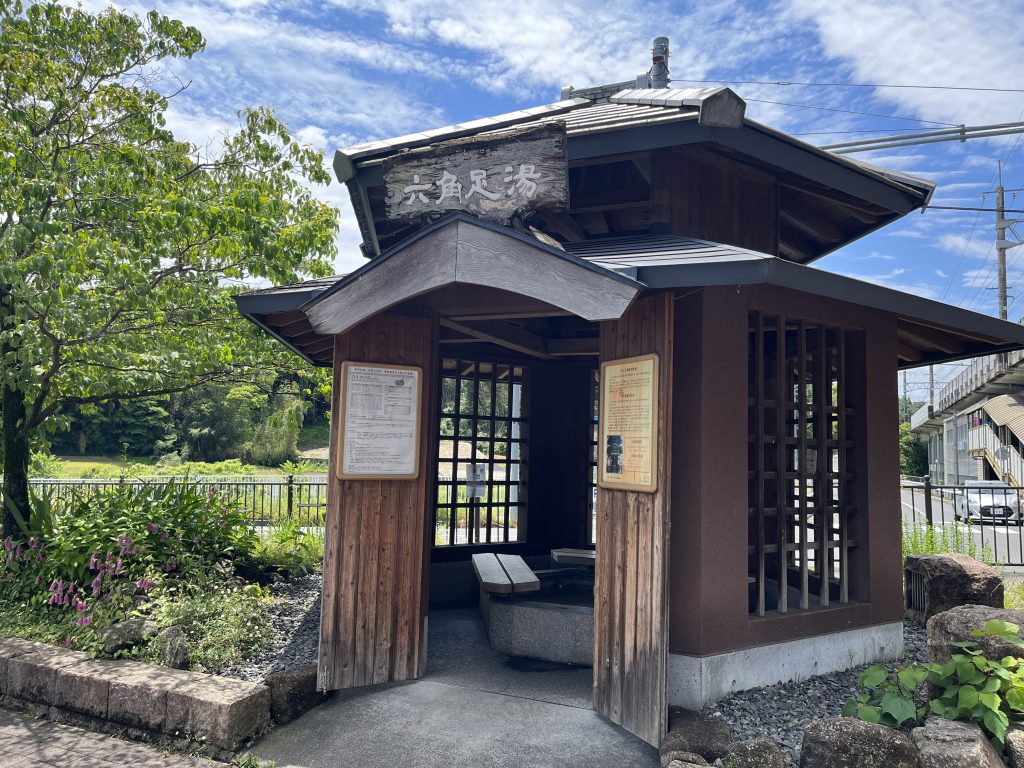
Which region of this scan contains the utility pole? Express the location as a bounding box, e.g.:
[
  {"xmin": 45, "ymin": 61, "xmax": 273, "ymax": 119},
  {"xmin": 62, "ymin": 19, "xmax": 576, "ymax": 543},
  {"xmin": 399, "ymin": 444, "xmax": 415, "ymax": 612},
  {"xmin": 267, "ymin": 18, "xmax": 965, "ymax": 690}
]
[
  {"xmin": 929, "ymin": 365, "xmax": 935, "ymax": 408},
  {"xmin": 902, "ymin": 369, "xmax": 908, "ymax": 420},
  {"xmin": 998, "ymin": 162, "xmax": 1008, "ymax": 320}
]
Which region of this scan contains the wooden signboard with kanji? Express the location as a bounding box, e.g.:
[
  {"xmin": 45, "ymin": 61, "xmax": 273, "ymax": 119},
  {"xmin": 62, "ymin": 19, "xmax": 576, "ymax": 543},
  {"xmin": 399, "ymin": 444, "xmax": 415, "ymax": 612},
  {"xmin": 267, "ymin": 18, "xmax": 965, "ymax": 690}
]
[{"xmin": 382, "ymin": 123, "xmax": 568, "ymax": 225}]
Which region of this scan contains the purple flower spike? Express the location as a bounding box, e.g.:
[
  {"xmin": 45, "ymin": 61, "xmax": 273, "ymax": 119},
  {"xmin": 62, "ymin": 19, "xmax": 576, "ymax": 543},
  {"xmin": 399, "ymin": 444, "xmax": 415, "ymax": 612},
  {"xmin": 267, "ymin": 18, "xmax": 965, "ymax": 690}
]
[
  {"xmin": 64, "ymin": 637, "xmax": 73, "ymax": 648},
  {"xmin": 147, "ymin": 523, "xmax": 160, "ymax": 535},
  {"xmin": 76, "ymin": 616, "xmax": 91, "ymax": 626}
]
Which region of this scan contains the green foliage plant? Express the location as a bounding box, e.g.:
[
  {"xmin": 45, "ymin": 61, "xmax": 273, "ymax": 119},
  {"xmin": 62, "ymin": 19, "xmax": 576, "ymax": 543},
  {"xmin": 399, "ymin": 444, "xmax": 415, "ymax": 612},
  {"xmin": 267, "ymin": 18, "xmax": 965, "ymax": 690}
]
[
  {"xmin": 251, "ymin": 517, "xmax": 324, "ymax": 576},
  {"xmin": 0, "ymin": 1, "xmax": 338, "ymax": 537},
  {"xmin": 902, "ymin": 518, "xmax": 996, "ymax": 564},
  {"xmin": 845, "ymin": 620, "xmax": 1024, "ymax": 748},
  {"xmin": 0, "ymin": 481, "xmax": 257, "ymax": 648},
  {"xmin": 129, "ymin": 581, "xmax": 272, "ymax": 673},
  {"xmin": 899, "ymin": 423, "xmax": 929, "ymax": 477}
]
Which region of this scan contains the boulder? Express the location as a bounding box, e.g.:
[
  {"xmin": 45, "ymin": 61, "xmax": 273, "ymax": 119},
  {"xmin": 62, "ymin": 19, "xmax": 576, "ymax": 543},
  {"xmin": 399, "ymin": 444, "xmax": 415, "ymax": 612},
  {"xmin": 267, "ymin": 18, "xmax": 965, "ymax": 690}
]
[
  {"xmin": 662, "ymin": 708, "xmax": 733, "ymax": 762},
  {"xmin": 265, "ymin": 664, "xmax": 327, "ymax": 724},
  {"xmin": 927, "ymin": 605, "xmax": 1024, "ymax": 663},
  {"xmin": 97, "ymin": 617, "xmax": 151, "ymax": 654},
  {"xmin": 800, "ymin": 717, "xmax": 916, "ymax": 768},
  {"xmin": 667, "ymin": 761, "xmax": 708, "ymax": 768},
  {"xmin": 725, "ymin": 738, "xmax": 786, "ymax": 768},
  {"xmin": 1007, "ymin": 726, "xmax": 1024, "ymax": 768},
  {"xmin": 154, "ymin": 625, "xmax": 190, "ymax": 670},
  {"xmin": 911, "ymin": 717, "xmax": 1001, "ymax": 768},
  {"xmin": 660, "ymin": 751, "xmax": 707, "ymax": 767},
  {"xmin": 905, "ymin": 554, "xmax": 1003, "ymax": 625}
]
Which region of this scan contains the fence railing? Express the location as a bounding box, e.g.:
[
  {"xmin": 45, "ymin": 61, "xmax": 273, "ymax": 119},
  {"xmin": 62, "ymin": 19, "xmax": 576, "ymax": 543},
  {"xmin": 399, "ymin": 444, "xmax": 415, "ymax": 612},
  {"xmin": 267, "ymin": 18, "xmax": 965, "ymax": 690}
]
[
  {"xmin": 902, "ymin": 477, "xmax": 1024, "ymax": 566},
  {"xmin": 28, "ymin": 475, "xmax": 329, "ymax": 528}
]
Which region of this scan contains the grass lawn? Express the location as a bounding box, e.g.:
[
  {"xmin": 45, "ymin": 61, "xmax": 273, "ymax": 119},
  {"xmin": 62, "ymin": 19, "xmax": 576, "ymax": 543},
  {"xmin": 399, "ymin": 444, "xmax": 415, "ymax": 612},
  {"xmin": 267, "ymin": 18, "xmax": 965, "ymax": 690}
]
[
  {"xmin": 49, "ymin": 455, "xmax": 287, "ymax": 478},
  {"xmin": 55, "ymin": 455, "xmax": 157, "ymax": 478},
  {"xmin": 297, "ymin": 421, "xmax": 330, "ymax": 451}
]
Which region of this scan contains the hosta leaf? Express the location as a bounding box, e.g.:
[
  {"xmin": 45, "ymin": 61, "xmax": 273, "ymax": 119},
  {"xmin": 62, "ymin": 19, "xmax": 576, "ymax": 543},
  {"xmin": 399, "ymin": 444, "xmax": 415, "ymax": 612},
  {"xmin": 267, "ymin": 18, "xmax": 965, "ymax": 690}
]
[
  {"xmin": 859, "ymin": 665, "xmax": 888, "ymax": 688},
  {"xmin": 858, "ymin": 705, "xmax": 881, "ymax": 724},
  {"xmin": 880, "ymin": 692, "xmax": 917, "ymax": 724},
  {"xmin": 958, "ymin": 685, "xmax": 979, "ymax": 710}
]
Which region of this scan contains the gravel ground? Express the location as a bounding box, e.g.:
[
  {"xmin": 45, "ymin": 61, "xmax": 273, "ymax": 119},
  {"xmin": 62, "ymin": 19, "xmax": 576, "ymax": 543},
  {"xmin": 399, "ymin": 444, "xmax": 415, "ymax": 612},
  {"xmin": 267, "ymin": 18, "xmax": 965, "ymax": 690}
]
[
  {"xmin": 702, "ymin": 621, "xmax": 928, "ymax": 767},
  {"xmin": 221, "ymin": 572, "xmax": 322, "ymax": 682}
]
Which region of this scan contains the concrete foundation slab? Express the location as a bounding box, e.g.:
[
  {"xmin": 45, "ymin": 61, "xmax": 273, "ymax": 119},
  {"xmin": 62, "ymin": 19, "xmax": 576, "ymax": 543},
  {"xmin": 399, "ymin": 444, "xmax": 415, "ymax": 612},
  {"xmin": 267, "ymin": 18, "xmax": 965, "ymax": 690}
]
[{"xmin": 667, "ymin": 621, "xmax": 904, "ymax": 709}]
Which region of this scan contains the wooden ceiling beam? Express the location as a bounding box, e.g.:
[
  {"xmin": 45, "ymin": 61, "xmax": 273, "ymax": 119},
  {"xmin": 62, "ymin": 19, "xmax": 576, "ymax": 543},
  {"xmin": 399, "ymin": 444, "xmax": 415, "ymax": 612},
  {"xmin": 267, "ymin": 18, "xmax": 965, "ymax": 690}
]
[
  {"xmin": 897, "ymin": 341, "xmax": 925, "ymax": 362},
  {"xmin": 897, "ymin": 323, "xmax": 966, "ymax": 354},
  {"xmin": 780, "ymin": 182, "xmax": 881, "ymax": 223},
  {"xmin": 547, "ymin": 338, "xmax": 599, "ymax": 356},
  {"xmin": 778, "ymin": 237, "xmax": 809, "ymax": 262},
  {"xmin": 439, "ymin": 318, "xmax": 555, "ymax": 360},
  {"xmin": 897, "ymin": 316, "xmax": 1002, "ymax": 345},
  {"xmin": 780, "ymin": 208, "xmax": 845, "ymax": 244}
]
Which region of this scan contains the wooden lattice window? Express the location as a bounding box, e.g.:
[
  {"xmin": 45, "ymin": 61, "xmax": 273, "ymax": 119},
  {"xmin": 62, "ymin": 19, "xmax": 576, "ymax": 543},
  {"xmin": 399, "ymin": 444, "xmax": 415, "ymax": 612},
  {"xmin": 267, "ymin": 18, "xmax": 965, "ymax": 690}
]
[
  {"xmin": 747, "ymin": 313, "xmax": 854, "ymax": 615},
  {"xmin": 434, "ymin": 358, "xmax": 527, "ymax": 547}
]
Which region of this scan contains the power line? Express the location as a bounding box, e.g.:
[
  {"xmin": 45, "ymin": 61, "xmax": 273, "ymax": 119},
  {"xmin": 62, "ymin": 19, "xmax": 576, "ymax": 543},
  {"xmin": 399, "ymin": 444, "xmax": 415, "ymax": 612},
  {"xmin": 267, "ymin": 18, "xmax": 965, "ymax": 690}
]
[
  {"xmin": 792, "ymin": 128, "xmax": 946, "ymax": 137},
  {"xmin": 670, "ymin": 77, "xmax": 1024, "ymax": 94},
  {"xmin": 927, "ymin": 205, "xmax": 1024, "ymax": 213},
  {"xmin": 746, "ymin": 98, "xmax": 959, "ymax": 127}
]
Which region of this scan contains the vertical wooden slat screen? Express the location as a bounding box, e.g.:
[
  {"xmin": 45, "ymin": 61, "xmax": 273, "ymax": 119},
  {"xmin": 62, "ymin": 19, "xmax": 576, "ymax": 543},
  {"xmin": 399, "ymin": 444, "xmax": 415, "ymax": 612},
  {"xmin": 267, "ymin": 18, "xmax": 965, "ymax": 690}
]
[
  {"xmin": 318, "ymin": 314, "xmax": 435, "ymax": 691},
  {"xmin": 747, "ymin": 313, "xmax": 854, "ymax": 616},
  {"xmin": 594, "ymin": 293, "xmax": 673, "ymax": 748}
]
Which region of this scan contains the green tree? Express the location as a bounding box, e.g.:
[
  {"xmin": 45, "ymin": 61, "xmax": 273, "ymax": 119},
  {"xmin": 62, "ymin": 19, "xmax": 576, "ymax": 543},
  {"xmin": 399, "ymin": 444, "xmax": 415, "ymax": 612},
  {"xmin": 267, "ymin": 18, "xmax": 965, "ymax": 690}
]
[
  {"xmin": 899, "ymin": 395, "xmax": 925, "ymax": 425},
  {"xmin": 899, "ymin": 422, "xmax": 928, "ymax": 477},
  {"xmin": 0, "ymin": 2, "xmax": 338, "ymax": 535}
]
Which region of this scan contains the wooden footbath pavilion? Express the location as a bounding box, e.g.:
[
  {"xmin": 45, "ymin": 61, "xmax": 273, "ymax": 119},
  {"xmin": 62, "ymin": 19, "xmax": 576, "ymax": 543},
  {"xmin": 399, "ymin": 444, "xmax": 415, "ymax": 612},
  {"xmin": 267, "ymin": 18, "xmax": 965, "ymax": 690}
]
[{"xmin": 235, "ymin": 40, "xmax": 1024, "ymax": 746}]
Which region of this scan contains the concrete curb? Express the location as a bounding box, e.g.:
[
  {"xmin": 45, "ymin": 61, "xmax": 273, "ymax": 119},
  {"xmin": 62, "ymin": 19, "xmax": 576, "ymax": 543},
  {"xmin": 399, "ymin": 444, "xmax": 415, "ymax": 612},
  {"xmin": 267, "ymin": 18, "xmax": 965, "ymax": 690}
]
[{"xmin": 0, "ymin": 635, "xmax": 270, "ymax": 753}]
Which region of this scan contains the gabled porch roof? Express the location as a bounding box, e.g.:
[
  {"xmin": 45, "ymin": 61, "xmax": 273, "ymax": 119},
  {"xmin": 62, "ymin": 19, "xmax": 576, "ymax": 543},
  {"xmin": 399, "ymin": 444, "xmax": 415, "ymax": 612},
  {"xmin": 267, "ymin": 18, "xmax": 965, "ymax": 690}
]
[{"xmin": 235, "ymin": 222, "xmax": 1024, "ymax": 371}]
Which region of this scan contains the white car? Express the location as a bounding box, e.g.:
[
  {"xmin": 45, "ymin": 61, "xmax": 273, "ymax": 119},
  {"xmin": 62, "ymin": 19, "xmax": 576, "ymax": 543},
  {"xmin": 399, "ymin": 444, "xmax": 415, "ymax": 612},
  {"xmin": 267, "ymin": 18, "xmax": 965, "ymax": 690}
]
[{"xmin": 954, "ymin": 481, "xmax": 1023, "ymax": 525}]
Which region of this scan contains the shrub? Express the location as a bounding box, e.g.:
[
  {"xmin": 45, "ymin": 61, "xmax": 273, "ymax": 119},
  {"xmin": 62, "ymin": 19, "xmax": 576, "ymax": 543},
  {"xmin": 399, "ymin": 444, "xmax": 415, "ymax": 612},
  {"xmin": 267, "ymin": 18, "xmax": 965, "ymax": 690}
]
[
  {"xmin": 846, "ymin": 620, "xmax": 1024, "ymax": 748},
  {"xmin": 251, "ymin": 517, "xmax": 324, "ymax": 576},
  {"xmin": 0, "ymin": 482, "xmax": 257, "ymax": 642},
  {"xmin": 130, "ymin": 581, "xmax": 272, "ymax": 673},
  {"xmin": 902, "ymin": 519, "xmax": 995, "ymax": 564}
]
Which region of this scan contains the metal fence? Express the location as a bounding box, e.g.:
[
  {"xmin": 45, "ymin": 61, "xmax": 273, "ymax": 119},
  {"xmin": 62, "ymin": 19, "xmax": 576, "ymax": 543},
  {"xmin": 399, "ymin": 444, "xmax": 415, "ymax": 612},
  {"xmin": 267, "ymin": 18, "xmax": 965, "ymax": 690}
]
[
  {"xmin": 29, "ymin": 475, "xmax": 329, "ymax": 528},
  {"xmin": 901, "ymin": 477, "xmax": 1024, "ymax": 566}
]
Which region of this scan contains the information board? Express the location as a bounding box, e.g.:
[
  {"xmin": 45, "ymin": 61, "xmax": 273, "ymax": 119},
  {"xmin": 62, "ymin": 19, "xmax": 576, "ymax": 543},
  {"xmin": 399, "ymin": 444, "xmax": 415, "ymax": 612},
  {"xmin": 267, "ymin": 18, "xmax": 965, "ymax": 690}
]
[
  {"xmin": 598, "ymin": 354, "xmax": 658, "ymax": 493},
  {"xmin": 337, "ymin": 362, "xmax": 422, "ymax": 480}
]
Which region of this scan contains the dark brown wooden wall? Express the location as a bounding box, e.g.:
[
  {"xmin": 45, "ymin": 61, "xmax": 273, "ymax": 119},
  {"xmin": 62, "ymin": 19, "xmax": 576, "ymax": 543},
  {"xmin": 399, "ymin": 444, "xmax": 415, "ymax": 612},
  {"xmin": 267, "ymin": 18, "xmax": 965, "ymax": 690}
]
[
  {"xmin": 318, "ymin": 314, "xmax": 436, "ymax": 690},
  {"xmin": 594, "ymin": 292, "xmax": 673, "ymax": 747},
  {"xmin": 659, "ymin": 147, "xmax": 779, "ymax": 255},
  {"xmin": 668, "ymin": 285, "xmax": 902, "ymax": 657}
]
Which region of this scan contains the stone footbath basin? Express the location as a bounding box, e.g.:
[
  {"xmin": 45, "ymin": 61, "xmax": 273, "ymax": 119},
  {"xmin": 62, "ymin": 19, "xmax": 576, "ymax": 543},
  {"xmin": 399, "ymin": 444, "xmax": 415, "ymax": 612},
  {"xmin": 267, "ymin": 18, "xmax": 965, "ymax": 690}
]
[{"xmin": 479, "ymin": 573, "xmax": 594, "ymax": 666}]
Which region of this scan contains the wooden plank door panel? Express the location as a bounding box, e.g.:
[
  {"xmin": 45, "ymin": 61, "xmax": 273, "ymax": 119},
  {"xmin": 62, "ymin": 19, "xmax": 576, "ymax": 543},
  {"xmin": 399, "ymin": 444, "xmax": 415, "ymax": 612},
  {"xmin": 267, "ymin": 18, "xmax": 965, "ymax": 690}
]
[
  {"xmin": 318, "ymin": 314, "xmax": 435, "ymax": 690},
  {"xmin": 594, "ymin": 293, "xmax": 673, "ymax": 746}
]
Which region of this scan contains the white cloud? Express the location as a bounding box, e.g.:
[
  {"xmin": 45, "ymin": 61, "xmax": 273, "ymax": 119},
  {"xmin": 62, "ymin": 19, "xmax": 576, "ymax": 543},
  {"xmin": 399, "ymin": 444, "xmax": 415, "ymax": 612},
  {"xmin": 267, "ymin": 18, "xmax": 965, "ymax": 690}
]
[
  {"xmin": 840, "ymin": 267, "xmax": 939, "ymax": 299},
  {"xmin": 938, "ymin": 233, "xmax": 994, "ymax": 260},
  {"xmin": 785, "ymin": 0, "xmax": 1024, "ymax": 126}
]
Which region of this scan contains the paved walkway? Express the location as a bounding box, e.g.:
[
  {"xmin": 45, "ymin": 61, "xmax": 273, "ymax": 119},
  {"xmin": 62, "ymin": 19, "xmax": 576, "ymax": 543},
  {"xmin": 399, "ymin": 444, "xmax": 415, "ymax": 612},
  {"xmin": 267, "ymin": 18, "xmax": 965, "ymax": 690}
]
[
  {"xmin": 0, "ymin": 709, "xmax": 228, "ymax": 768},
  {"xmin": 248, "ymin": 608, "xmax": 660, "ymax": 768}
]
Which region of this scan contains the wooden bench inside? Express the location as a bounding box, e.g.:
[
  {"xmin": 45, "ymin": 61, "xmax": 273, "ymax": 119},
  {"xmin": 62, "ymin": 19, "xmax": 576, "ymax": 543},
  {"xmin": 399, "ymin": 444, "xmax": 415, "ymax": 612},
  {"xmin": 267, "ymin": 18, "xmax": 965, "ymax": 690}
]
[{"xmin": 471, "ymin": 553, "xmax": 541, "ymax": 595}]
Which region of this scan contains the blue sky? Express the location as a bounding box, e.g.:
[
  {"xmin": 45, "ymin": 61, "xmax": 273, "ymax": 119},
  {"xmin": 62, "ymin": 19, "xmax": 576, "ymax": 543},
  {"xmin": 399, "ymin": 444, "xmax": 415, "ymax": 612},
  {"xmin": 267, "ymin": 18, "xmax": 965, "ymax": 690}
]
[{"xmin": 79, "ymin": 0, "xmax": 1024, "ymax": 394}]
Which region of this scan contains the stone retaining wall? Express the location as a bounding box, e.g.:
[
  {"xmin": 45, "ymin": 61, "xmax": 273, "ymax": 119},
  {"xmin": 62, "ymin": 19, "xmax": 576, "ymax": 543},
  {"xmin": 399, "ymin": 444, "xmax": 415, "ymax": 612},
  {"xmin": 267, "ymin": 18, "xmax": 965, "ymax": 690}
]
[{"xmin": 0, "ymin": 636, "xmax": 270, "ymax": 753}]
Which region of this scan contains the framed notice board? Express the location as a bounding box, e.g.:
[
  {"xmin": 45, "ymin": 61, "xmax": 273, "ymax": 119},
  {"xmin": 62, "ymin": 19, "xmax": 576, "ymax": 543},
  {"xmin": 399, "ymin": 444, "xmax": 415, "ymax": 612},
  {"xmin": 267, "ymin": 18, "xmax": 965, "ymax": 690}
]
[
  {"xmin": 336, "ymin": 362, "xmax": 422, "ymax": 480},
  {"xmin": 598, "ymin": 353, "xmax": 659, "ymax": 493}
]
